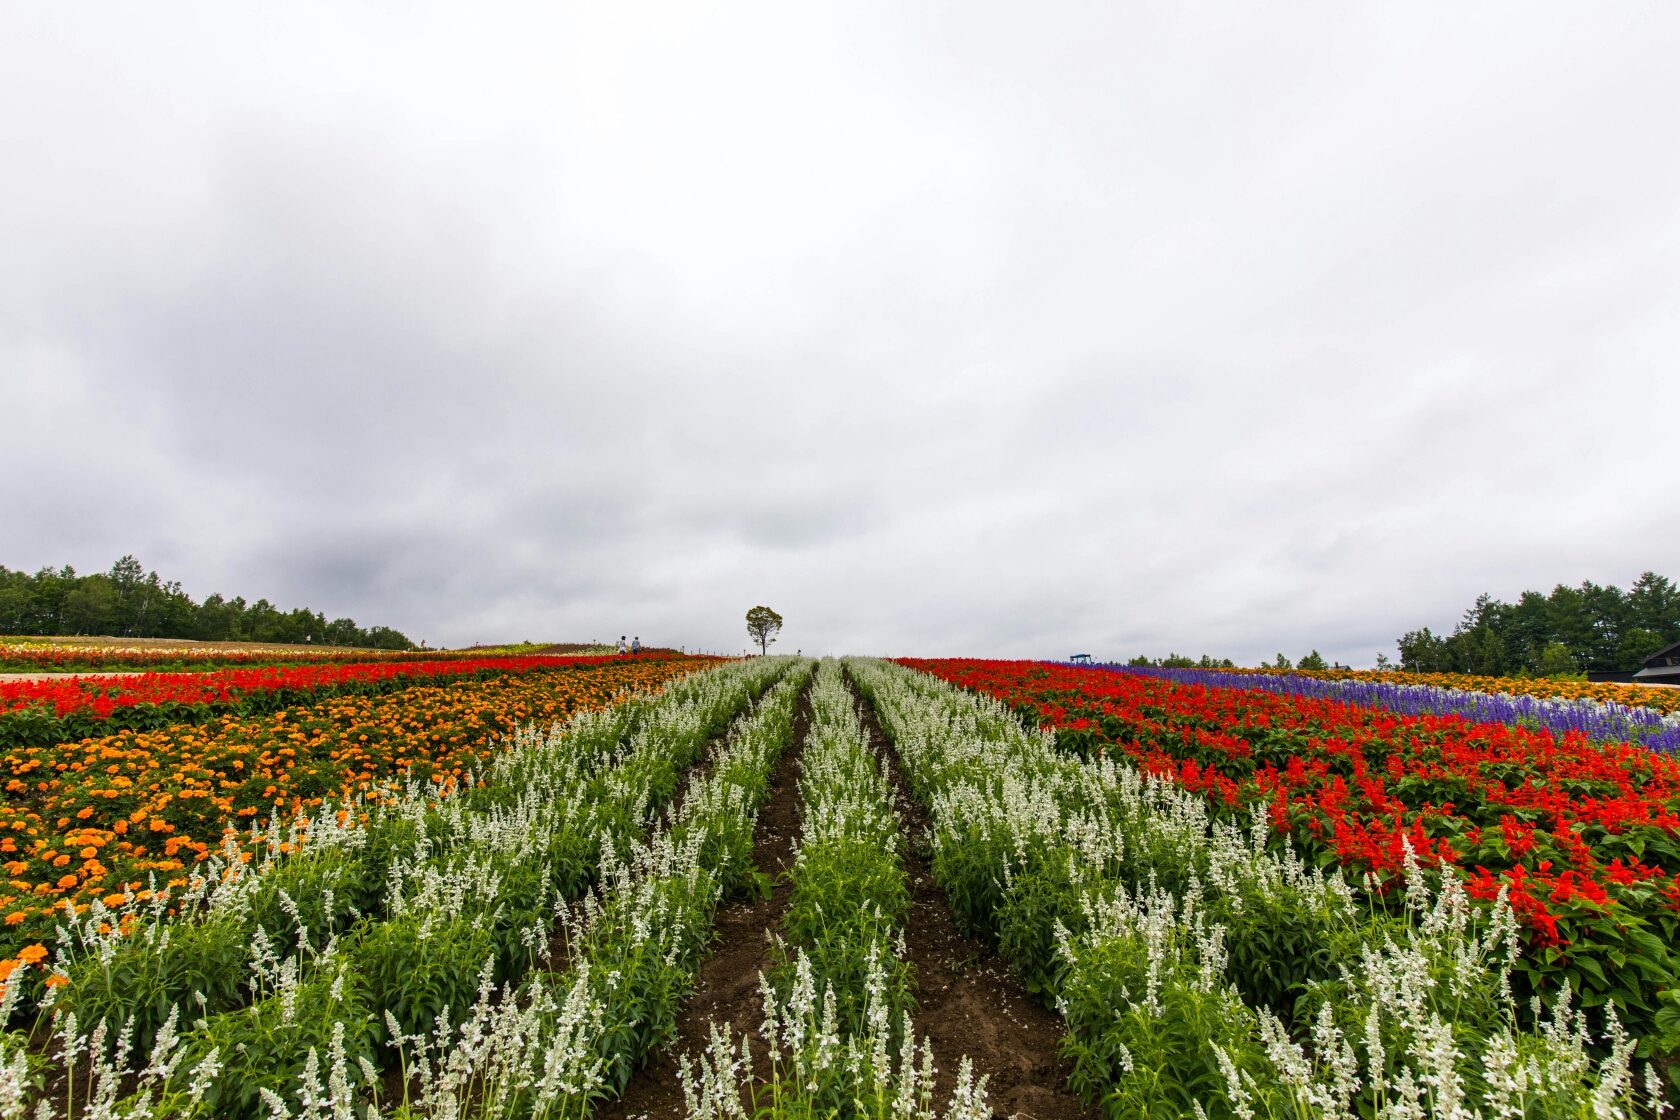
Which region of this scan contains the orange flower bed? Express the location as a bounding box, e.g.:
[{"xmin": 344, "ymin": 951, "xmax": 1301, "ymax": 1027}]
[{"xmin": 0, "ymin": 657, "xmax": 700, "ymax": 952}]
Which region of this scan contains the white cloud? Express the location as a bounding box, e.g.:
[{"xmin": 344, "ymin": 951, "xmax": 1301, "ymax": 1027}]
[{"xmin": 1, "ymin": 1, "xmax": 1676, "ymax": 663}]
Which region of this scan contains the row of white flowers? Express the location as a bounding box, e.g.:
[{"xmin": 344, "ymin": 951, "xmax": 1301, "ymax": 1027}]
[
  {"xmin": 680, "ymin": 659, "xmax": 991, "ymax": 1120},
  {"xmin": 6, "ymin": 656, "xmax": 798, "ymax": 1119},
  {"xmin": 845, "ymin": 658, "xmax": 1666, "ymax": 1120}
]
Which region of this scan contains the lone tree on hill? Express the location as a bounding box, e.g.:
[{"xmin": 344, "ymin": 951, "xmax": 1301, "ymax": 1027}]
[{"xmin": 746, "ymin": 605, "xmax": 782, "ymax": 655}]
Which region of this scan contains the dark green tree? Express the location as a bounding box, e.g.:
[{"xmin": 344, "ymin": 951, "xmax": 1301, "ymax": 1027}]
[
  {"xmin": 1537, "ymin": 641, "xmax": 1577, "ymax": 677},
  {"xmin": 745, "ymin": 606, "xmax": 782, "ymax": 656},
  {"xmin": 1395, "ymin": 571, "xmax": 1678, "ymax": 676},
  {"xmin": 0, "ymin": 558, "xmax": 414, "ymax": 649},
  {"xmin": 1297, "ymin": 650, "xmax": 1328, "ymax": 670}
]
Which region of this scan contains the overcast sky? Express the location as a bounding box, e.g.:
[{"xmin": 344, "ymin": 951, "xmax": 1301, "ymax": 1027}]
[{"xmin": 2, "ymin": 3, "xmax": 1677, "ymax": 663}]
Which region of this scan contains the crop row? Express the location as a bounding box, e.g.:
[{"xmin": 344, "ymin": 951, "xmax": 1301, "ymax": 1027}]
[
  {"xmin": 0, "ymin": 653, "xmax": 706, "ymax": 751},
  {"xmin": 2, "ymin": 655, "xmax": 790, "ymax": 1117},
  {"xmin": 682, "ymin": 659, "xmax": 991, "ymax": 1120},
  {"xmin": 375, "ymin": 655, "xmax": 816, "ymax": 1119},
  {"xmin": 1111, "ymin": 665, "xmax": 1680, "ymax": 754},
  {"xmin": 555, "ymin": 656, "xmax": 815, "ymax": 1110},
  {"xmin": 850, "ymin": 658, "xmax": 1667, "ymax": 1118},
  {"xmin": 0, "ymin": 644, "xmax": 530, "ymax": 675},
  {"xmin": 1221, "ymin": 666, "xmax": 1680, "ymax": 718},
  {"xmin": 911, "ymin": 658, "xmax": 1680, "ymax": 1051},
  {"xmin": 0, "ymin": 657, "xmax": 697, "ymax": 955}
]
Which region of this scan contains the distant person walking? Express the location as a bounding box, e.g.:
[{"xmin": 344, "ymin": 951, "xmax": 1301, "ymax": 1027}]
[
  {"xmin": 631, "ymin": 636, "xmax": 641, "ymax": 654},
  {"xmin": 617, "ymin": 635, "xmax": 627, "ymax": 654}
]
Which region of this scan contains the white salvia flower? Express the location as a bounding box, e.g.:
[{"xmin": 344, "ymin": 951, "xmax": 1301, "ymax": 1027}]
[
  {"xmin": 187, "ymin": 1046, "xmax": 223, "ymax": 1104},
  {"xmin": 1646, "ymin": 1062, "xmax": 1668, "ymax": 1119},
  {"xmin": 943, "ymin": 1056, "xmax": 990, "ymax": 1120},
  {"xmin": 326, "ymin": 1022, "xmax": 356, "ymax": 1120},
  {"xmin": 1407, "ymin": 1012, "xmax": 1467, "ymax": 1120},
  {"xmin": 1311, "ymin": 1001, "xmax": 1360, "ymax": 1116},
  {"xmin": 1482, "ymin": 1029, "xmax": 1526, "ymax": 1120},
  {"xmin": 1212, "ymin": 1044, "xmax": 1255, "ymax": 1120},
  {"xmin": 1588, "ymin": 1002, "xmax": 1636, "ymax": 1120},
  {"xmin": 295, "ymin": 1046, "xmax": 327, "ymax": 1120}
]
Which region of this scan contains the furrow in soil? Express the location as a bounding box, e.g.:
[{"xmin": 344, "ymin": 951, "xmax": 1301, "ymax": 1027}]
[
  {"xmin": 847, "ymin": 669, "xmax": 1096, "ymax": 1120},
  {"xmin": 592, "ymin": 674, "xmax": 816, "ymax": 1120}
]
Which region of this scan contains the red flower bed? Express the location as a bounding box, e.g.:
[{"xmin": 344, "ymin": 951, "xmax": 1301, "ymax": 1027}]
[
  {"xmin": 0, "ymin": 644, "xmax": 507, "ymax": 674},
  {"xmin": 1, "ymin": 655, "xmax": 645, "ymax": 720},
  {"xmin": 901, "ymin": 659, "xmax": 1680, "ymax": 1015}
]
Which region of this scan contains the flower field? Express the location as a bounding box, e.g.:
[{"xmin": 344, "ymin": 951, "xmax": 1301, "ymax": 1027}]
[
  {"xmin": 1116, "ymin": 664, "xmax": 1680, "ymax": 754},
  {"xmin": 685, "ymin": 659, "xmax": 990, "ymax": 1120},
  {"xmin": 0, "ymin": 653, "xmax": 681, "ymax": 751},
  {"xmin": 1214, "ymin": 665, "xmax": 1680, "ymax": 717},
  {"xmin": 0, "ymin": 643, "xmax": 512, "ymax": 674},
  {"xmin": 0, "ymin": 656, "xmax": 700, "ymax": 956},
  {"xmin": 0, "ymin": 655, "xmax": 794, "ymax": 1117},
  {"xmin": 900, "ymin": 661, "xmax": 1680, "ymax": 1062},
  {"xmin": 854, "ymin": 658, "xmax": 1673, "ymax": 1118},
  {"xmin": 1, "ymin": 653, "xmax": 1674, "ymax": 1119}
]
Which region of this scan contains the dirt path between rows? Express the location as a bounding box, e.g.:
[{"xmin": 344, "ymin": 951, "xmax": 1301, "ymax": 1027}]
[
  {"xmin": 848, "ymin": 671, "xmax": 1095, "ymax": 1120},
  {"xmin": 597, "ymin": 671, "xmax": 1093, "ymax": 1120},
  {"xmin": 594, "ymin": 675, "xmax": 816, "ymax": 1120}
]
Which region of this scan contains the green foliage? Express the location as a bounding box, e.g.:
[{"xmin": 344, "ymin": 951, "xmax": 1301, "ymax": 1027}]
[
  {"xmin": 174, "ymin": 964, "xmax": 378, "ymax": 1120},
  {"xmin": 1296, "ymin": 650, "xmax": 1328, "ymax": 671},
  {"xmin": 773, "ymin": 661, "xmax": 914, "ymax": 1035},
  {"xmin": 354, "ymin": 913, "xmax": 497, "ymax": 1040},
  {"xmin": 571, "ymin": 658, "xmax": 814, "ymax": 1097},
  {"xmin": 1060, "ymin": 931, "xmax": 1263, "ymax": 1120},
  {"xmin": 995, "ymin": 854, "xmax": 1083, "ymax": 997},
  {"xmin": 1538, "ymin": 640, "xmax": 1578, "ymax": 677},
  {"xmin": 1398, "ymin": 571, "xmax": 1680, "ymax": 675},
  {"xmin": 56, "ymin": 909, "xmax": 252, "ymax": 1056},
  {"xmin": 244, "ymin": 849, "xmax": 372, "ymax": 959},
  {"xmin": 1128, "ymin": 654, "xmax": 1237, "ymax": 668},
  {"xmin": 852, "ymin": 657, "xmax": 1673, "ymax": 1119},
  {"xmin": 0, "ymin": 556, "xmax": 414, "ymax": 647},
  {"xmin": 931, "ymin": 823, "xmax": 1008, "ymax": 942},
  {"xmin": 745, "ymin": 605, "xmax": 783, "ymax": 656}
]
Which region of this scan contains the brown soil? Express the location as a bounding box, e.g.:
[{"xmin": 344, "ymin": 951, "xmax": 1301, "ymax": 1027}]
[
  {"xmin": 594, "ymin": 677, "xmax": 816, "ymax": 1120},
  {"xmin": 597, "ymin": 670, "xmax": 1093, "ymax": 1120},
  {"xmin": 849, "ymin": 674, "xmax": 1094, "ymax": 1120}
]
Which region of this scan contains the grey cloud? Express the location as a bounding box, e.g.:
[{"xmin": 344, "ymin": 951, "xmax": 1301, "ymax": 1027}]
[{"xmin": 2, "ymin": 2, "xmax": 1677, "ymax": 665}]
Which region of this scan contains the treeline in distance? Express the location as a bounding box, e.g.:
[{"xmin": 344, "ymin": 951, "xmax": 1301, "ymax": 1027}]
[
  {"xmin": 1119, "ymin": 572, "xmax": 1679, "ymax": 679},
  {"xmin": 1397, "ymin": 570, "xmax": 1678, "ymax": 676},
  {"xmin": 0, "ymin": 556, "xmax": 415, "ymax": 649}
]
